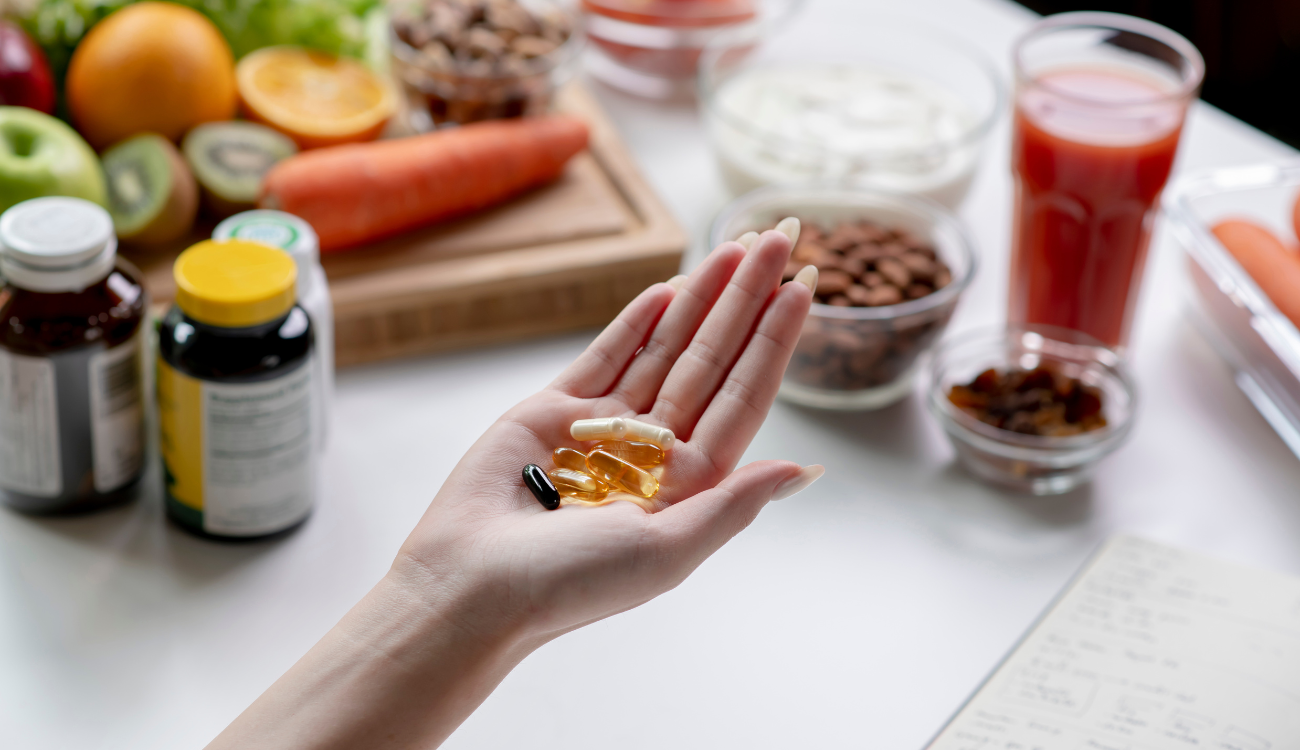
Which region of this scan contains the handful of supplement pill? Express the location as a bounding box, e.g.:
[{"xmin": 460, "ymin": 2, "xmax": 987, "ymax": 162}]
[{"xmin": 523, "ymin": 418, "xmax": 674, "ymax": 511}]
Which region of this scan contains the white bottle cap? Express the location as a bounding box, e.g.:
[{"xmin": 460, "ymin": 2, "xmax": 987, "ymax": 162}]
[
  {"xmin": 213, "ymin": 210, "xmax": 320, "ymax": 265},
  {"xmin": 0, "ymin": 197, "xmax": 117, "ymax": 293}
]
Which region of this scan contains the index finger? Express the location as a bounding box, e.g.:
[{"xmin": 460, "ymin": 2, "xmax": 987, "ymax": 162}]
[
  {"xmin": 687, "ymin": 273, "xmax": 814, "ymax": 471},
  {"xmin": 647, "ymin": 230, "xmax": 794, "ymax": 440},
  {"xmin": 548, "ymin": 282, "xmax": 676, "ymax": 399}
]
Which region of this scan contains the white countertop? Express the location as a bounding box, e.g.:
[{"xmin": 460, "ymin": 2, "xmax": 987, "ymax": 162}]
[{"xmin": 6, "ymin": 0, "xmax": 1300, "ymax": 747}]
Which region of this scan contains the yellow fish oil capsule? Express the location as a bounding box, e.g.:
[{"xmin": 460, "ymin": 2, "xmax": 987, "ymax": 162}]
[
  {"xmin": 552, "ymin": 447, "xmax": 588, "ymax": 472},
  {"xmin": 594, "ymin": 440, "xmax": 663, "ymax": 467},
  {"xmin": 586, "ymin": 450, "xmax": 659, "ymax": 499},
  {"xmin": 562, "ymin": 491, "xmax": 610, "ymax": 503},
  {"xmin": 561, "ymin": 491, "xmax": 611, "ymax": 504},
  {"xmin": 570, "ymin": 418, "xmax": 675, "ymax": 450},
  {"xmin": 548, "ymin": 467, "xmax": 608, "ymax": 497}
]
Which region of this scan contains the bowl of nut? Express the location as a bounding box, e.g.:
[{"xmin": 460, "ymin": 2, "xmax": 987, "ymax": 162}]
[
  {"xmin": 927, "ymin": 327, "xmax": 1137, "ymax": 495},
  {"xmin": 710, "ymin": 186, "xmax": 977, "ymax": 410},
  {"xmin": 390, "ymin": 0, "xmax": 581, "ymax": 128}
]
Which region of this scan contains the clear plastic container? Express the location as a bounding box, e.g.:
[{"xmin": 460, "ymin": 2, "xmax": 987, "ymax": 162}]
[
  {"xmin": 927, "ymin": 327, "xmax": 1137, "ymax": 495},
  {"xmin": 1165, "ymin": 162, "xmax": 1300, "ymax": 459},
  {"xmin": 710, "ymin": 186, "xmax": 977, "ymax": 410},
  {"xmin": 698, "ymin": 16, "xmax": 1003, "ymax": 208}
]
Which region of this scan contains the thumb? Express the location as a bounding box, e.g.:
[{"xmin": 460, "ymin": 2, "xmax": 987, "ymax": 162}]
[{"xmin": 651, "ymin": 460, "xmax": 824, "ymax": 574}]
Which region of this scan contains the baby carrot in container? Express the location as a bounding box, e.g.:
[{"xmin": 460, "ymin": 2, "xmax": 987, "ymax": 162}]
[{"xmin": 1211, "ymin": 219, "xmax": 1300, "ymax": 329}]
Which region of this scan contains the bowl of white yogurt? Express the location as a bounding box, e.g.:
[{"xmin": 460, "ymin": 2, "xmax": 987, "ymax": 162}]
[{"xmin": 698, "ymin": 16, "xmax": 1004, "ymax": 209}]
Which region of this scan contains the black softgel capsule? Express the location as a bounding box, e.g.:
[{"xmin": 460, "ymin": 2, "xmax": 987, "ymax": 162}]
[{"xmin": 523, "ymin": 464, "xmax": 561, "ymax": 510}]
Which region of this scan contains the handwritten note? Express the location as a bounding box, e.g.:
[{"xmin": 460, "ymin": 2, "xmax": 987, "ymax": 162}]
[{"xmin": 928, "ymin": 536, "xmax": 1300, "ymax": 750}]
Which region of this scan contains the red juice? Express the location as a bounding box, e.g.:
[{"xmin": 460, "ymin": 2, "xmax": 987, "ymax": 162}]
[{"xmin": 1008, "ymin": 67, "xmax": 1188, "ymax": 349}]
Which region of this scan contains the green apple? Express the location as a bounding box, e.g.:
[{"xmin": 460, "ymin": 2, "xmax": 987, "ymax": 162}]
[{"xmin": 0, "ymin": 106, "xmax": 107, "ymax": 212}]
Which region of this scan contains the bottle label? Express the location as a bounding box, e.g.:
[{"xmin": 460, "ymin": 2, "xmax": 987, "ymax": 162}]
[
  {"xmin": 0, "ymin": 348, "xmax": 61, "ymax": 496},
  {"xmin": 159, "ymin": 358, "xmax": 315, "ymax": 536},
  {"xmin": 88, "ymin": 334, "xmax": 144, "ymax": 493},
  {"xmin": 225, "ymin": 219, "xmax": 299, "ymax": 250}
]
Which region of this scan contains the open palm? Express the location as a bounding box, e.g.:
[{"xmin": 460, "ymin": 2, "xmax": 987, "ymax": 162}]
[{"xmin": 395, "ymin": 227, "xmax": 819, "ymax": 644}]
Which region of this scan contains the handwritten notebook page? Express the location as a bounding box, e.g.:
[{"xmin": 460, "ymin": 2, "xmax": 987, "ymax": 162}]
[{"xmin": 927, "ymin": 535, "xmax": 1300, "ymax": 750}]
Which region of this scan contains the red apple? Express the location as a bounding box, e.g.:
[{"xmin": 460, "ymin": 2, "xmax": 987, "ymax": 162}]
[{"xmin": 0, "ymin": 21, "xmax": 55, "ymax": 115}]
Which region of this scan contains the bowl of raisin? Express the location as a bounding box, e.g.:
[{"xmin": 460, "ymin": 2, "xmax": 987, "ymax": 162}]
[{"xmin": 927, "ymin": 326, "xmax": 1136, "ymax": 495}]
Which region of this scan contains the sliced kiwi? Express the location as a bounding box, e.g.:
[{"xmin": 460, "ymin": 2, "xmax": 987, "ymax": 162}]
[
  {"xmin": 103, "ymin": 134, "xmax": 198, "ymax": 245},
  {"xmin": 183, "ymin": 121, "xmax": 297, "ymax": 218}
]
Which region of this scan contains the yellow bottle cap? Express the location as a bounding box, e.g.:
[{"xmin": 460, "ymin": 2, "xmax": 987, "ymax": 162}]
[{"xmin": 174, "ymin": 240, "xmax": 298, "ymax": 328}]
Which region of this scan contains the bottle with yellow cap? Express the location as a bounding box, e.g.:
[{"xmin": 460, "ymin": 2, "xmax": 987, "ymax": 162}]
[{"xmin": 157, "ymin": 239, "xmax": 316, "ymax": 539}]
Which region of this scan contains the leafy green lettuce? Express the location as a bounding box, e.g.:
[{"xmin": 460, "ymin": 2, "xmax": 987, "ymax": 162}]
[{"xmin": 15, "ymin": 0, "xmax": 386, "ymax": 96}]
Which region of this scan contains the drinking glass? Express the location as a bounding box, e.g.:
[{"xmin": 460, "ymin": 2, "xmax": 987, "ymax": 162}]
[{"xmin": 1007, "ymin": 12, "xmax": 1203, "ymax": 351}]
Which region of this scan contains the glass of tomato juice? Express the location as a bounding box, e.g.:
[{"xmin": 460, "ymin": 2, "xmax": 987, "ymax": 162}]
[{"xmin": 1008, "ymin": 13, "xmax": 1204, "ymax": 351}]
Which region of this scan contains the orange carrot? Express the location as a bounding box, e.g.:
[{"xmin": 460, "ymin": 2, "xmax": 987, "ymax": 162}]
[
  {"xmin": 259, "ymin": 115, "xmax": 590, "ymax": 253},
  {"xmin": 1293, "ymin": 190, "xmax": 1300, "ymax": 246},
  {"xmin": 1212, "ymin": 218, "xmax": 1300, "ymax": 327}
]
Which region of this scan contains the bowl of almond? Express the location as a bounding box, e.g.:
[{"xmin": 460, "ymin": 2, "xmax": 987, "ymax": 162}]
[
  {"xmin": 390, "ymin": 0, "xmax": 581, "ymax": 127},
  {"xmin": 710, "ymin": 185, "xmax": 978, "ymax": 410}
]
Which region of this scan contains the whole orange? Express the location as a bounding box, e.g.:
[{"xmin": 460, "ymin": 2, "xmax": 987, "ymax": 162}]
[{"xmin": 66, "ymin": 2, "xmax": 237, "ymax": 150}]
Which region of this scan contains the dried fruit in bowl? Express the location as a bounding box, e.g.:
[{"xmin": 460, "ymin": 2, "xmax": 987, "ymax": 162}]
[{"xmin": 948, "ymin": 366, "xmax": 1107, "ymax": 437}]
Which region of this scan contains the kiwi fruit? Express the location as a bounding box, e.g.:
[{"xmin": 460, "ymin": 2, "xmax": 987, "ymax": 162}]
[
  {"xmin": 183, "ymin": 121, "xmax": 297, "ymax": 218},
  {"xmin": 103, "ymin": 133, "xmax": 198, "ymax": 245}
]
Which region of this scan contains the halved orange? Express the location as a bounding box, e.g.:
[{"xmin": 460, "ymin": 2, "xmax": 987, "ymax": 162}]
[{"xmin": 236, "ymin": 46, "xmax": 396, "ymax": 150}]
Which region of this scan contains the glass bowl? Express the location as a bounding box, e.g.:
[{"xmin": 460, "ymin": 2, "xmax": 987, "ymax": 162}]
[
  {"xmin": 390, "ymin": 0, "xmax": 582, "ymax": 128},
  {"xmin": 927, "ymin": 327, "xmax": 1137, "ymax": 496},
  {"xmin": 581, "ymin": 0, "xmax": 800, "ymax": 99},
  {"xmin": 710, "ymin": 185, "xmax": 977, "ymax": 410},
  {"xmin": 698, "ymin": 15, "xmax": 1004, "ymax": 208}
]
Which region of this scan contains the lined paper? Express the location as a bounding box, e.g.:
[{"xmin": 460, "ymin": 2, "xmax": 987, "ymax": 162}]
[{"xmin": 928, "ymin": 536, "xmax": 1300, "ymax": 750}]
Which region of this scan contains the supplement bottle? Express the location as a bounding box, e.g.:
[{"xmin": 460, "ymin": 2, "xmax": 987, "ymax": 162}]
[
  {"xmin": 158, "ymin": 240, "xmax": 316, "ymax": 539},
  {"xmin": 212, "ymin": 210, "xmax": 333, "ymax": 446},
  {"xmin": 0, "ymin": 197, "xmax": 147, "ymax": 513}
]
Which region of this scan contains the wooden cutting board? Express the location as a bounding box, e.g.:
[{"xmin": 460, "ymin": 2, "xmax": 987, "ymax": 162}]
[{"xmin": 122, "ymin": 82, "xmax": 687, "ymax": 367}]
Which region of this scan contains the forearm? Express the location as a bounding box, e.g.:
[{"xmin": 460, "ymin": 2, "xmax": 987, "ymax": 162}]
[{"xmin": 207, "ymin": 568, "xmax": 530, "ymax": 750}]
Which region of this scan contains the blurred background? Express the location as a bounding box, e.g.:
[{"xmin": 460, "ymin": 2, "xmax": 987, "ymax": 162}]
[{"xmin": 1014, "ymin": 0, "xmax": 1300, "ymax": 147}]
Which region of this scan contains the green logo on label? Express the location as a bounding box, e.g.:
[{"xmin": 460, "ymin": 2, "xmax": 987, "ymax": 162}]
[{"xmin": 232, "ymin": 221, "xmax": 299, "ymax": 250}]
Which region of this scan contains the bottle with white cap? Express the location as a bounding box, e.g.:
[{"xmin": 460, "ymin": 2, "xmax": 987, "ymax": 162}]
[
  {"xmin": 0, "ymin": 197, "xmax": 148, "ymax": 513},
  {"xmin": 212, "ymin": 210, "xmax": 333, "ymax": 447}
]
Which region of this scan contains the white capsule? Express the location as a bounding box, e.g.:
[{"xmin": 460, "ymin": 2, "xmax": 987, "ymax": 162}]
[
  {"xmin": 625, "ymin": 420, "xmax": 675, "ymax": 449},
  {"xmin": 570, "ymin": 417, "xmax": 625, "ymax": 443},
  {"xmin": 570, "ymin": 417, "xmax": 675, "ymax": 450}
]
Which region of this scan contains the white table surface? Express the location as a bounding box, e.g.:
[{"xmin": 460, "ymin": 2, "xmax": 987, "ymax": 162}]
[{"xmin": 6, "ymin": 1, "xmax": 1300, "ymax": 747}]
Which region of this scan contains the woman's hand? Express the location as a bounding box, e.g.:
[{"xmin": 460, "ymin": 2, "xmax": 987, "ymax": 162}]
[
  {"xmin": 208, "ymin": 226, "xmax": 820, "ymax": 750},
  {"xmin": 397, "ymin": 224, "xmax": 821, "ymax": 644}
]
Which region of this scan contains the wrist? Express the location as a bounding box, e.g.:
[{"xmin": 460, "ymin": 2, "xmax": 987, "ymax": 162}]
[
  {"xmin": 383, "ymin": 550, "xmax": 536, "ymax": 658},
  {"xmin": 209, "ymin": 562, "xmax": 536, "ymax": 750}
]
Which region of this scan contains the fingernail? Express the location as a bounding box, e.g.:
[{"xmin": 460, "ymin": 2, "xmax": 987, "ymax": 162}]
[
  {"xmin": 666, "ymin": 274, "xmax": 688, "ymax": 290},
  {"xmin": 775, "ymin": 217, "xmax": 801, "ymax": 247},
  {"xmin": 791, "ymin": 264, "xmax": 818, "ymax": 292},
  {"xmin": 736, "ymin": 231, "xmax": 759, "ymax": 250},
  {"xmin": 771, "ymin": 465, "xmax": 824, "ymax": 501}
]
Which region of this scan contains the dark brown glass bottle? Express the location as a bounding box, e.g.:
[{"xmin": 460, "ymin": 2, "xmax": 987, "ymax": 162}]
[{"xmin": 0, "ymin": 197, "xmax": 147, "ymax": 514}]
